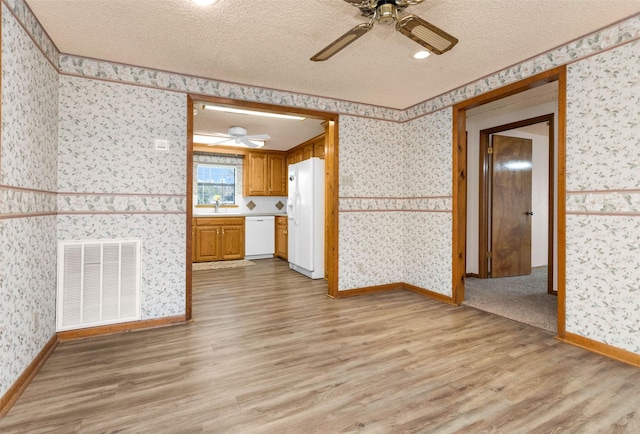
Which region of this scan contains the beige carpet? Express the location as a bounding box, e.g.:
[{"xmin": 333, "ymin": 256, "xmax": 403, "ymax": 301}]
[
  {"xmin": 463, "ymin": 267, "xmax": 557, "ymax": 333},
  {"xmin": 192, "ymin": 259, "xmax": 256, "ymax": 271}
]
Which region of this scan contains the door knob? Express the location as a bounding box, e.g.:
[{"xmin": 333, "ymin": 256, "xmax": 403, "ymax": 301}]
[{"xmin": 525, "ymin": 211, "xmax": 534, "ymax": 216}]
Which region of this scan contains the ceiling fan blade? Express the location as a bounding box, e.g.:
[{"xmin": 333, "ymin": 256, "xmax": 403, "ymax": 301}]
[
  {"xmin": 397, "ymin": 15, "xmax": 458, "ymax": 55},
  {"xmin": 310, "ymin": 23, "xmax": 372, "ymax": 62},
  {"xmin": 240, "ymin": 137, "xmax": 263, "ymax": 148},
  {"xmin": 206, "ymin": 138, "xmax": 234, "ymax": 146},
  {"xmin": 244, "ymin": 134, "xmax": 271, "ymax": 140}
]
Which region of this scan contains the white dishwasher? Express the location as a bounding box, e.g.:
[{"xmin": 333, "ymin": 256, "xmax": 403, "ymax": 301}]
[{"xmin": 245, "ymin": 216, "xmax": 275, "ymax": 260}]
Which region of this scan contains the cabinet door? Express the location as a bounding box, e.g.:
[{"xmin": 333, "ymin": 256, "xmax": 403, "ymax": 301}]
[
  {"xmin": 275, "ymin": 218, "xmax": 288, "ymax": 260},
  {"xmin": 195, "ymin": 226, "xmax": 221, "ymax": 262},
  {"xmin": 220, "ymin": 225, "xmax": 245, "ymax": 260},
  {"xmin": 314, "ymin": 137, "xmax": 325, "ymax": 159},
  {"xmin": 268, "ymin": 154, "xmax": 287, "ymax": 196},
  {"xmin": 302, "ymin": 143, "xmax": 314, "ymax": 161},
  {"xmin": 245, "ymin": 152, "xmax": 268, "ymax": 196}
]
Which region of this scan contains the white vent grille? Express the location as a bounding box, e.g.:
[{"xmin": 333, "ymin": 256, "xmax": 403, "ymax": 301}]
[{"xmin": 57, "ymin": 239, "xmax": 141, "ymax": 331}]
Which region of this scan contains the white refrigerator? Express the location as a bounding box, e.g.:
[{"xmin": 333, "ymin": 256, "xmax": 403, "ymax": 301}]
[{"xmin": 287, "ymin": 158, "xmax": 325, "ymax": 279}]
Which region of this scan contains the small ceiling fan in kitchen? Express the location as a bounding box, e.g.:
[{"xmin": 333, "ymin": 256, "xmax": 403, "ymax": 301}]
[
  {"xmin": 311, "ymin": 0, "xmax": 458, "ymax": 61},
  {"xmin": 199, "ymin": 126, "xmax": 271, "ymax": 148}
]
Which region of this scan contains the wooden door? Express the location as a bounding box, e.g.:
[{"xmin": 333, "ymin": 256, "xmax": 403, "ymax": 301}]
[
  {"xmin": 268, "ymin": 154, "xmax": 287, "ymax": 196},
  {"xmin": 195, "ymin": 226, "xmax": 220, "ymax": 262},
  {"xmin": 490, "ymin": 135, "xmax": 533, "ymax": 278},
  {"xmin": 220, "ymin": 225, "xmax": 244, "ymax": 260}
]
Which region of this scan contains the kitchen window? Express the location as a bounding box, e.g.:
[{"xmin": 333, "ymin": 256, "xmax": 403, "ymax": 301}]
[{"xmin": 196, "ymin": 164, "xmax": 237, "ymax": 205}]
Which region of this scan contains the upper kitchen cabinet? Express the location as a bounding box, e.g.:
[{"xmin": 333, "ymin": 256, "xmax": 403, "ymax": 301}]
[
  {"xmin": 287, "ymin": 133, "xmax": 325, "ymax": 164},
  {"xmin": 268, "ymin": 153, "xmax": 287, "ymax": 196},
  {"xmin": 313, "ymin": 136, "xmax": 325, "ymax": 159},
  {"xmin": 244, "ymin": 151, "xmax": 287, "ymax": 196}
]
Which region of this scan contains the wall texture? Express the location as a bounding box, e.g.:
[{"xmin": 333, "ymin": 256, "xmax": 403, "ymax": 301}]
[
  {"xmin": 0, "ymin": 3, "xmax": 59, "ymax": 397},
  {"xmin": 57, "ymin": 76, "xmax": 187, "ymax": 320},
  {"xmin": 565, "ymin": 40, "xmax": 640, "ymax": 354}
]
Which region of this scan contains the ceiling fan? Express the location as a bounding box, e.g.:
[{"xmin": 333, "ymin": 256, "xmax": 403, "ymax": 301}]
[
  {"xmin": 311, "ymin": 0, "xmax": 458, "ymax": 62},
  {"xmin": 203, "ymin": 127, "xmax": 271, "ymax": 148}
]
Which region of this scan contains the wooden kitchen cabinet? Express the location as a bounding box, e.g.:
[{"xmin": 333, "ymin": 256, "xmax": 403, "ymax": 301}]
[
  {"xmin": 193, "ymin": 217, "xmax": 245, "ymax": 262},
  {"xmin": 267, "ymin": 153, "xmax": 287, "ymax": 196},
  {"xmin": 244, "ymin": 151, "xmax": 287, "ymax": 196},
  {"xmin": 286, "ymin": 133, "xmax": 325, "ymax": 165},
  {"xmin": 313, "ymin": 136, "xmax": 325, "ymax": 159},
  {"xmin": 275, "ymin": 216, "xmax": 288, "ymax": 260},
  {"xmin": 302, "ymin": 143, "xmax": 314, "ymax": 160}
]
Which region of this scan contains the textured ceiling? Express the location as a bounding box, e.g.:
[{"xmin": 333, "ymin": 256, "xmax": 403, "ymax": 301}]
[{"xmin": 26, "ymin": 0, "xmax": 640, "ymax": 111}]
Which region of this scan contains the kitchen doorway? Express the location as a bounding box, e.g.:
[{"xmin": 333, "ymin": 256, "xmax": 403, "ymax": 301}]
[
  {"xmin": 451, "ymin": 66, "xmax": 567, "ymax": 337},
  {"xmin": 184, "ymin": 95, "xmax": 340, "ymax": 320}
]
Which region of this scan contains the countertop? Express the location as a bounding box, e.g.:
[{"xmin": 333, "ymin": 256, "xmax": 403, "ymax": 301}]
[{"xmin": 192, "ymin": 212, "xmax": 287, "ymax": 218}]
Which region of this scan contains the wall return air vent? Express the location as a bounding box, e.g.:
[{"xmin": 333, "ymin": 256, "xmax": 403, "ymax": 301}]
[{"xmin": 57, "ymin": 239, "xmax": 141, "ymax": 331}]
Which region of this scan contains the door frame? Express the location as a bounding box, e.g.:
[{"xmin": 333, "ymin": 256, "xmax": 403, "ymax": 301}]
[
  {"xmin": 452, "ymin": 66, "xmax": 567, "ymax": 337},
  {"xmin": 478, "ymin": 114, "xmax": 555, "ymax": 294},
  {"xmin": 185, "ymin": 95, "xmax": 340, "ymax": 321}
]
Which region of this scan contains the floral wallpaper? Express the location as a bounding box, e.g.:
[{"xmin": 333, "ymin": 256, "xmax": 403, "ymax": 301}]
[
  {"xmin": 401, "ymin": 109, "xmax": 453, "ymax": 296},
  {"xmin": 402, "ymin": 212, "xmax": 452, "ymax": 296},
  {"xmin": 1, "ymin": 3, "xmax": 58, "ymax": 192},
  {"xmin": 337, "ymin": 110, "xmax": 453, "ymax": 296},
  {"xmin": 0, "ymin": 5, "xmax": 59, "ymax": 398},
  {"xmin": 338, "ymin": 212, "xmax": 405, "ymax": 290},
  {"xmin": 0, "ymin": 187, "xmax": 57, "ymax": 215},
  {"xmin": 57, "ymin": 194, "xmax": 185, "ymax": 213},
  {"xmin": 58, "ymin": 75, "xmax": 187, "ymax": 195},
  {"xmin": 564, "ymin": 42, "xmax": 640, "ymax": 354},
  {"xmin": 57, "ymin": 214, "xmax": 186, "ymax": 320},
  {"xmin": 2, "ymin": 0, "xmax": 59, "ymax": 68},
  {"xmin": 565, "ymin": 215, "xmax": 640, "ymax": 354},
  {"xmin": 57, "ymin": 76, "xmax": 188, "ymax": 321},
  {"xmin": 0, "ymin": 217, "xmax": 58, "ymax": 398},
  {"xmin": 338, "ymin": 115, "xmax": 403, "ymax": 198},
  {"xmin": 566, "ymin": 40, "xmax": 640, "ymax": 192}
]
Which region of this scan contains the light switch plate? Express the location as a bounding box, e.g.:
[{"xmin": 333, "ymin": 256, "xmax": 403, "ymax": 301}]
[{"xmin": 154, "ymin": 139, "xmax": 169, "ymax": 152}]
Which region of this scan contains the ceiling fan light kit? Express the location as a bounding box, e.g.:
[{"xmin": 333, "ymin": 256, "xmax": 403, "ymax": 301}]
[{"xmin": 311, "ymin": 0, "xmax": 458, "ymax": 61}]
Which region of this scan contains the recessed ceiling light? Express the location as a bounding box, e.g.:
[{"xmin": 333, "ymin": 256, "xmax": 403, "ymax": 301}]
[
  {"xmin": 191, "ymin": 0, "xmax": 218, "ymax": 6},
  {"xmin": 412, "ymin": 50, "xmax": 431, "ymax": 60}
]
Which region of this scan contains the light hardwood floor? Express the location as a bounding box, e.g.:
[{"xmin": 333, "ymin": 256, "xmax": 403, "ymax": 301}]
[{"xmin": 2, "ymin": 259, "xmax": 640, "ymax": 433}]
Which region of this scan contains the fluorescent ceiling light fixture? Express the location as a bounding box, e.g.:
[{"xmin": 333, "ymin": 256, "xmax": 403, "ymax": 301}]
[
  {"xmin": 412, "ymin": 50, "xmax": 431, "ymax": 60},
  {"xmin": 193, "ymin": 134, "xmax": 265, "ymax": 148},
  {"xmin": 203, "ymin": 105, "xmax": 306, "ymax": 121},
  {"xmin": 191, "ymin": 0, "xmax": 219, "ymax": 6}
]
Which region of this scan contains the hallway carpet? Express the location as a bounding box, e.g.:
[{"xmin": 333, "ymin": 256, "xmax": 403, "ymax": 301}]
[{"xmin": 463, "ymin": 267, "xmax": 557, "ymax": 333}]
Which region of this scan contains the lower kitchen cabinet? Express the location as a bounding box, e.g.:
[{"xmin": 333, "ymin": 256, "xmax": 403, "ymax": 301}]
[
  {"xmin": 193, "ymin": 217, "xmax": 245, "ymax": 262},
  {"xmin": 275, "ymin": 216, "xmax": 288, "ymax": 260}
]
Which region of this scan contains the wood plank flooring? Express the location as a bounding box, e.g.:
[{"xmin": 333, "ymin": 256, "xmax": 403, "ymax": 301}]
[{"xmin": 2, "ymin": 259, "xmax": 640, "ymax": 433}]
